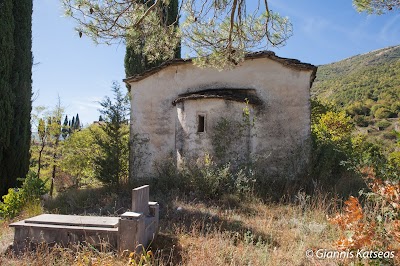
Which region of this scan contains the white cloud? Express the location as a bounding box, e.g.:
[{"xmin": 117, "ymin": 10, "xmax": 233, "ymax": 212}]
[{"xmin": 379, "ymin": 14, "xmax": 400, "ymax": 42}]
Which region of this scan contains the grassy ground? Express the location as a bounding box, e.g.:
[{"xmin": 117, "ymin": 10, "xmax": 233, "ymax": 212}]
[
  {"xmin": 0, "ymin": 186, "xmax": 394, "ymax": 265},
  {"xmin": 152, "ymin": 194, "xmax": 340, "ymax": 265}
]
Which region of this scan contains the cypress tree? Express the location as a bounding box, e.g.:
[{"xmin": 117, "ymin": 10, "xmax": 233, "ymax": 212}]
[
  {"xmin": 74, "ymin": 113, "xmax": 80, "ymax": 130},
  {"xmin": 124, "ymin": 0, "xmax": 180, "ymax": 79},
  {"xmin": 62, "ymin": 115, "xmax": 69, "ymax": 139},
  {"xmin": 71, "ymin": 116, "xmax": 75, "ymax": 131},
  {"xmin": 125, "ymin": 0, "xmax": 180, "ymax": 181},
  {"xmin": 68, "ymin": 120, "xmax": 72, "ymax": 135},
  {"xmin": 0, "ymin": 0, "xmax": 32, "ymax": 197},
  {"xmin": 0, "ymin": 0, "xmax": 15, "ymax": 196},
  {"xmin": 63, "ymin": 115, "xmax": 68, "ymax": 127}
]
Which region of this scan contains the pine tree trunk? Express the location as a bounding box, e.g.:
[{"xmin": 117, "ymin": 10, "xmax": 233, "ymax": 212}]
[
  {"xmin": 37, "ymin": 143, "xmax": 45, "ymax": 178},
  {"xmin": 50, "ymin": 137, "xmax": 59, "ymax": 197}
]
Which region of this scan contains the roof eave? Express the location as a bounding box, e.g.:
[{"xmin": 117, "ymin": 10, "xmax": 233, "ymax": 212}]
[{"xmin": 123, "ymin": 51, "xmax": 318, "ymax": 85}]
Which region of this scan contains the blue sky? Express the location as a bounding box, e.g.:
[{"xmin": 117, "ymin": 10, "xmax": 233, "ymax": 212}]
[{"xmin": 32, "ymin": 0, "xmax": 400, "ymax": 125}]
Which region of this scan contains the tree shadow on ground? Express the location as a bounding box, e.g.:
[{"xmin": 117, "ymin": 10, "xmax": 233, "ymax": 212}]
[
  {"xmin": 43, "ymin": 185, "xmax": 134, "ymax": 216},
  {"xmin": 157, "ymin": 203, "xmax": 280, "ymax": 248},
  {"xmin": 150, "ymin": 233, "xmax": 183, "ymax": 265}
]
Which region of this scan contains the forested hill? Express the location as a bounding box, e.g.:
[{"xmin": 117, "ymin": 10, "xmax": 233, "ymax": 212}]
[
  {"xmin": 312, "ymin": 45, "xmax": 400, "ymax": 107},
  {"xmin": 311, "ymin": 45, "xmax": 400, "ymax": 142}
]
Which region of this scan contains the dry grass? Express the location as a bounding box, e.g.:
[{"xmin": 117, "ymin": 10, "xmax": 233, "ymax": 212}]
[
  {"xmin": 0, "ymin": 190, "xmax": 349, "ymax": 266},
  {"xmin": 155, "ymin": 193, "xmax": 341, "ymax": 266},
  {"xmin": 0, "ymin": 220, "xmax": 13, "ymax": 256}
]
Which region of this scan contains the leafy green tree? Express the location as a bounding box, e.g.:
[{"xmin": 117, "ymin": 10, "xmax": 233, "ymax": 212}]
[
  {"xmin": 48, "ymin": 115, "xmax": 62, "ymax": 197},
  {"xmin": 309, "ymin": 103, "xmax": 361, "ymax": 193},
  {"xmin": 30, "ymin": 102, "xmax": 64, "ymax": 197},
  {"xmin": 61, "ymin": 125, "xmax": 103, "ymax": 187},
  {"xmin": 62, "ymin": 0, "xmax": 292, "ymax": 69},
  {"xmin": 94, "ymin": 82, "xmax": 130, "ymax": 186},
  {"xmin": 36, "ymin": 118, "xmax": 49, "ymax": 178},
  {"xmin": 312, "ymin": 111, "xmax": 354, "ymax": 144}
]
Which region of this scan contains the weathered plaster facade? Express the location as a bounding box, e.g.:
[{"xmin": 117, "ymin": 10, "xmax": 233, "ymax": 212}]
[{"xmin": 125, "ymin": 51, "xmax": 317, "ymax": 180}]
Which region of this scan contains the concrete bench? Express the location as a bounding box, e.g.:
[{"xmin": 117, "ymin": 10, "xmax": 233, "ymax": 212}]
[{"xmin": 10, "ymin": 185, "xmax": 159, "ymax": 253}]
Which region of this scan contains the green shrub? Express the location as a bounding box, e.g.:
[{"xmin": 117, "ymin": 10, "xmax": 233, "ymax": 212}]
[
  {"xmin": 20, "ymin": 171, "xmax": 48, "ymax": 202},
  {"xmin": 0, "ymin": 188, "xmax": 24, "ymax": 218},
  {"xmin": 346, "ymin": 102, "xmax": 370, "ymax": 116},
  {"xmin": 353, "ymin": 115, "xmax": 369, "ymax": 127},
  {"xmin": 374, "ymin": 107, "xmax": 395, "ymax": 119},
  {"xmin": 383, "ymin": 131, "xmax": 397, "ymax": 140},
  {"xmin": 370, "ymin": 104, "xmax": 384, "ymax": 114},
  {"xmin": 312, "ymin": 111, "xmax": 354, "ymax": 143},
  {"xmin": 152, "ymin": 158, "xmax": 186, "ymax": 194},
  {"xmin": 391, "ymin": 101, "xmax": 400, "ymax": 114},
  {"xmin": 0, "ymin": 171, "xmax": 48, "ymax": 219},
  {"xmin": 182, "ymin": 160, "xmax": 233, "ymax": 199},
  {"xmin": 375, "ymin": 119, "xmax": 391, "ymax": 130},
  {"xmin": 152, "ymin": 156, "xmax": 256, "ymax": 200}
]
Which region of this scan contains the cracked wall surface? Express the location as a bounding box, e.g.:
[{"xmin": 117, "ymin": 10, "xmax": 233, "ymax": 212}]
[{"xmin": 127, "ymin": 56, "xmax": 316, "ymax": 180}]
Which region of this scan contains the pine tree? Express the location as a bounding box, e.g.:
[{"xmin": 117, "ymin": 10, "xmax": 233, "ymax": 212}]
[
  {"xmin": 94, "ymin": 82, "xmax": 129, "ymax": 185},
  {"xmin": 0, "ymin": 0, "xmax": 32, "ymax": 197}
]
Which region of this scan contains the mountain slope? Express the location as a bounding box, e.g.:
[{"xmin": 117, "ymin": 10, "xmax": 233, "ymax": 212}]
[
  {"xmin": 312, "ymin": 45, "xmax": 400, "ymax": 105},
  {"xmin": 311, "ymin": 45, "xmax": 400, "ymax": 142}
]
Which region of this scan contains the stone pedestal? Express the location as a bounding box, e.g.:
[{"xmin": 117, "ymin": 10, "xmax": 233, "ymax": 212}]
[{"xmin": 118, "ymin": 212, "xmax": 145, "ymax": 253}]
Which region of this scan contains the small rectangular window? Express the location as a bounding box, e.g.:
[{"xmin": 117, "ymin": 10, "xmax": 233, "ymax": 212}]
[{"xmin": 197, "ymin": 115, "xmax": 205, "ymax": 133}]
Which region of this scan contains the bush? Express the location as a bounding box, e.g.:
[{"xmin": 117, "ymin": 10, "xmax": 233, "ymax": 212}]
[
  {"xmin": 329, "ymin": 167, "xmax": 400, "ymax": 265},
  {"xmin": 353, "ymin": 115, "xmax": 369, "ymax": 127},
  {"xmin": 346, "ymin": 101, "xmax": 370, "ymax": 116},
  {"xmin": 20, "ymin": 171, "xmax": 48, "ymax": 202},
  {"xmin": 370, "ymin": 104, "xmax": 384, "ymax": 114},
  {"xmin": 391, "ymin": 101, "xmax": 400, "ymax": 114},
  {"xmin": 383, "ymin": 131, "xmax": 397, "ymax": 140},
  {"xmin": 0, "ymin": 188, "xmax": 24, "ymax": 218},
  {"xmin": 152, "ymin": 156, "xmax": 256, "ymax": 200},
  {"xmin": 312, "ymin": 111, "xmax": 354, "ymax": 143},
  {"xmin": 184, "ymin": 162, "xmax": 233, "ymax": 199},
  {"xmin": 375, "ymin": 119, "xmax": 391, "ymax": 130},
  {"xmin": 0, "ymin": 171, "xmax": 48, "ymax": 219},
  {"xmin": 374, "ymin": 107, "xmax": 395, "ymax": 119}
]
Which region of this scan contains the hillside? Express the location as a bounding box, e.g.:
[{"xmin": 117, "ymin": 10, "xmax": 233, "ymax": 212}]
[{"xmin": 312, "ymin": 45, "xmax": 400, "ymax": 143}]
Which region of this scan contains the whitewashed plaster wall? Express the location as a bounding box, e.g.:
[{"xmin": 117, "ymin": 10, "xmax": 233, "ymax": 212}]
[{"xmin": 127, "ymin": 56, "xmax": 315, "ymax": 180}]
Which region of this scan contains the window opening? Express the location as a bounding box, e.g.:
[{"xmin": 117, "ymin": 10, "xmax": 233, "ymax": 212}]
[{"xmin": 197, "ymin": 115, "xmax": 205, "ymax": 133}]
